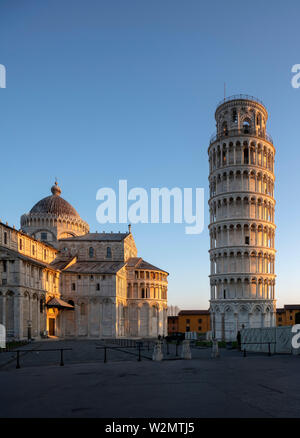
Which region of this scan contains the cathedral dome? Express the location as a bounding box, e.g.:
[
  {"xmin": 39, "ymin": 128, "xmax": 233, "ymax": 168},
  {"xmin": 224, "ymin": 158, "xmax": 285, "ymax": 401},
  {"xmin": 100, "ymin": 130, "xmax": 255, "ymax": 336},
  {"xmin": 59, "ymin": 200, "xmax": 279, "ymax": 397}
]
[{"xmin": 30, "ymin": 182, "xmax": 80, "ymax": 218}]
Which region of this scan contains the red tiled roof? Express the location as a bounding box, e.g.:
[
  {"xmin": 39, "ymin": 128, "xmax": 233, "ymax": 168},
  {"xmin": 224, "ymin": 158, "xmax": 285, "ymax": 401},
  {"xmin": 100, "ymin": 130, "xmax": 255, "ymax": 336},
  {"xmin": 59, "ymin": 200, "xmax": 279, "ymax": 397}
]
[
  {"xmin": 46, "ymin": 297, "xmax": 74, "ymax": 309},
  {"xmin": 126, "ymin": 257, "xmax": 168, "ymax": 274}
]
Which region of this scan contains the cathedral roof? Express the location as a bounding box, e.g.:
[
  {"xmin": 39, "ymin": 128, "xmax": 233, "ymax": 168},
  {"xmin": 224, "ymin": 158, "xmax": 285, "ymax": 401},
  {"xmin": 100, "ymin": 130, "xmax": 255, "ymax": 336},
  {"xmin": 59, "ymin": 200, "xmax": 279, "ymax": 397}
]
[
  {"xmin": 30, "ymin": 182, "xmax": 80, "ymax": 218},
  {"xmin": 59, "ymin": 232, "xmax": 129, "ymax": 241},
  {"xmin": 62, "ymin": 261, "xmax": 125, "ymax": 274},
  {"xmin": 126, "ymin": 257, "xmax": 169, "ymax": 274}
]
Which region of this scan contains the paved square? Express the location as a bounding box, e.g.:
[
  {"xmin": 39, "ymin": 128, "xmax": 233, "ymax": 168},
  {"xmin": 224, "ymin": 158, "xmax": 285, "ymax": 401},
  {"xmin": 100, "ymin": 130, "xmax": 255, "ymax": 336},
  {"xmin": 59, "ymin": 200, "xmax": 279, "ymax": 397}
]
[{"xmin": 1, "ymin": 340, "xmax": 300, "ymax": 418}]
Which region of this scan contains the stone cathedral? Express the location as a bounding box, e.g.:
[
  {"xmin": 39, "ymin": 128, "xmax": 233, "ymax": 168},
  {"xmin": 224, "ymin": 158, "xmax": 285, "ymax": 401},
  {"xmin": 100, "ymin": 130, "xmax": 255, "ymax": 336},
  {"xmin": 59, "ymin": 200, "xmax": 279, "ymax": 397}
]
[
  {"xmin": 208, "ymin": 95, "xmax": 276, "ymax": 341},
  {"xmin": 0, "ymin": 182, "xmax": 168, "ymax": 340}
]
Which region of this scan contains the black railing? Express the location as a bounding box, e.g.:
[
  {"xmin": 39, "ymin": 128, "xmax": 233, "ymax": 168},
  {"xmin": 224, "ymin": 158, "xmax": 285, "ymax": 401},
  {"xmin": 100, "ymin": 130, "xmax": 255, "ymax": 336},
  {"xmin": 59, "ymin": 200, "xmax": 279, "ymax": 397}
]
[
  {"xmin": 1, "ymin": 348, "xmax": 72, "ymax": 369},
  {"xmin": 241, "ymin": 341, "xmax": 276, "ymax": 357},
  {"xmin": 96, "ymin": 340, "xmax": 154, "ymax": 363},
  {"xmin": 217, "ymin": 94, "xmax": 265, "ymax": 108},
  {"xmin": 209, "ymin": 128, "xmax": 273, "ymax": 145}
]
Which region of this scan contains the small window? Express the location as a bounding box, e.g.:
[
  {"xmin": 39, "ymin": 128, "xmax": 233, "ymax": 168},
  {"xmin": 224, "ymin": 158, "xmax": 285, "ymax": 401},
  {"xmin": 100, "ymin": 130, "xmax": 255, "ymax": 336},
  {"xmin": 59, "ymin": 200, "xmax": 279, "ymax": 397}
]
[
  {"xmin": 290, "ymin": 316, "xmax": 293, "ymax": 321},
  {"xmin": 198, "ymin": 318, "xmax": 202, "ymax": 323},
  {"xmin": 90, "ymin": 275, "xmax": 94, "ymax": 281},
  {"xmin": 224, "ymin": 289, "xmax": 226, "ymax": 299},
  {"xmin": 72, "ymin": 283, "xmax": 76, "ymax": 291},
  {"xmin": 186, "ymin": 326, "xmax": 190, "ymax": 332},
  {"xmin": 96, "ymin": 283, "xmax": 100, "ymax": 291},
  {"xmin": 40, "ymin": 299, "xmax": 44, "ymax": 314},
  {"xmin": 41, "ymin": 232, "xmax": 47, "ymax": 241},
  {"xmin": 32, "ymin": 246, "xmax": 35, "ymax": 255},
  {"xmin": 186, "ymin": 319, "xmax": 190, "ymax": 323},
  {"xmin": 232, "ymin": 108, "xmax": 237, "ymax": 123},
  {"xmin": 80, "ymin": 303, "xmax": 86, "ymax": 316},
  {"xmin": 3, "ymin": 261, "xmax": 7, "ymax": 273},
  {"xmin": 4, "ymin": 232, "xmax": 7, "ymax": 245},
  {"xmin": 78, "ymin": 275, "xmax": 81, "ymax": 279},
  {"xmin": 89, "ymin": 247, "xmax": 94, "ymax": 258},
  {"xmin": 245, "ymin": 236, "xmax": 250, "ymax": 245},
  {"xmin": 243, "ymin": 120, "xmax": 251, "ymax": 134},
  {"xmin": 278, "ymin": 317, "xmax": 282, "ymax": 322},
  {"xmin": 141, "ymin": 288, "xmax": 145, "ymax": 298},
  {"xmin": 19, "ymin": 239, "xmax": 23, "ymax": 250},
  {"xmin": 222, "ymin": 121, "xmax": 228, "ymax": 136},
  {"xmin": 198, "ymin": 326, "xmax": 202, "ymax": 331},
  {"xmin": 106, "ymin": 247, "xmax": 112, "ymax": 258},
  {"xmin": 44, "ymin": 249, "xmax": 47, "ymax": 260},
  {"xmin": 2, "ymin": 279, "xmax": 7, "ymax": 285}
]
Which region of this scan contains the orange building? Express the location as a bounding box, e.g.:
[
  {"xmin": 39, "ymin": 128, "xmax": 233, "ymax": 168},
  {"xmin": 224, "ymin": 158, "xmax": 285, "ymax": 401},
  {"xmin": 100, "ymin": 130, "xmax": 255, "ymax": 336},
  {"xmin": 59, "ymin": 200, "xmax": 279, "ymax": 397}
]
[
  {"xmin": 276, "ymin": 305, "xmax": 300, "ymax": 327},
  {"xmin": 168, "ymin": 316, "xmax": 179, "ymax": 334},
  {"xmin": 178, "ymin": 310, "xmax": 211, "ymax": 334}
]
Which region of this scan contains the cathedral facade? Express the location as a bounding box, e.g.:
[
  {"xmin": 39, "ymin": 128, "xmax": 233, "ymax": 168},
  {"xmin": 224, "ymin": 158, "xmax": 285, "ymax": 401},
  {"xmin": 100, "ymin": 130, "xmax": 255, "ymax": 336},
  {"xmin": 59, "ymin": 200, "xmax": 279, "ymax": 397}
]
[{"xmin": 0, "ymin": 182, "xmax": 168, "ymax": 340}]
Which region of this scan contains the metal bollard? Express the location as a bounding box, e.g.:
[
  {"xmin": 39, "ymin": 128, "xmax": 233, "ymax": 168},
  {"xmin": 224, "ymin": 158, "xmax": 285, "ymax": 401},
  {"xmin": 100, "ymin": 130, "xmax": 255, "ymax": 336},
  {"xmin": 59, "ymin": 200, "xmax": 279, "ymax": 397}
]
[{"xmin": 60, "ymin": 349, "xmax": 64, "ymax": 366}]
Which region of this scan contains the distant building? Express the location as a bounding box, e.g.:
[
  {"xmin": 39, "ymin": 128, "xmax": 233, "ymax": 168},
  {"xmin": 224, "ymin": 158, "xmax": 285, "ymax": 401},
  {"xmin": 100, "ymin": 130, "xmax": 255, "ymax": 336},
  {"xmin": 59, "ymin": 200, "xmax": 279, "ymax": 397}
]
[
  {"xmin": 167, "ymin": 316, "xmax": 179, "ymax": 334},
  {"xmin": 168, "ymin": 310, "xmax": 211, "ymax": 335},
  {"xmin": 276, "ymin": 305, "xmax": 300, "ymax": 327},
  {"xmin": 0, "ymin": 182, "xmax": 169, "ymax": 340}
]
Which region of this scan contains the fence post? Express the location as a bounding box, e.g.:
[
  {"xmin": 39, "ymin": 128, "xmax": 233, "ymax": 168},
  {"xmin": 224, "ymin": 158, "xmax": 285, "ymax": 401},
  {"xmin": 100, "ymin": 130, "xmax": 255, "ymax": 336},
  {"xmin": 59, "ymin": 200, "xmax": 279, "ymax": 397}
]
[
  {"xmin": 16, "ymin": 350, "xmax": 20, "ymax": 369},
  {"xmin": 60, "ymin": 349, "xmax": 64, "ymax": 366}
]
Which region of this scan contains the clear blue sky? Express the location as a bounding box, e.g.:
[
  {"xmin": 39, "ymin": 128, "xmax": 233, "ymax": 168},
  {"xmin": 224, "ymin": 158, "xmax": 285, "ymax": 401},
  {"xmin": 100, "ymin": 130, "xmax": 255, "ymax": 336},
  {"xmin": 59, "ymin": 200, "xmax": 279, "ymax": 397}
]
[{"xmin": 0, "ymin": 0, "xmax": 299, "ymax": 309}]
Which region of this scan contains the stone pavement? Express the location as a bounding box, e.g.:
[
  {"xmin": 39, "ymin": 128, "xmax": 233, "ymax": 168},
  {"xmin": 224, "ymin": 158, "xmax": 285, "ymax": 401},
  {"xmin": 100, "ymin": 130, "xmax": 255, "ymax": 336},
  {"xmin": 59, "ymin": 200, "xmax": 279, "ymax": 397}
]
[{"xmin": 1, "ymin": 339, "xmax": 300, "ymax": 418}]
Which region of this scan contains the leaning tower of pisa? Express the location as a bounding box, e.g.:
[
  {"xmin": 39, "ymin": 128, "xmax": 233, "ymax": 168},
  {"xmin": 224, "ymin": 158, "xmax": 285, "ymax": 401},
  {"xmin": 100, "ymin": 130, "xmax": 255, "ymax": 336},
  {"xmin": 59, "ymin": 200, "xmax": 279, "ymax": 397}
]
[{"xmin": 208, "ymin": 95, "xmax": 276, "ymax": 341}]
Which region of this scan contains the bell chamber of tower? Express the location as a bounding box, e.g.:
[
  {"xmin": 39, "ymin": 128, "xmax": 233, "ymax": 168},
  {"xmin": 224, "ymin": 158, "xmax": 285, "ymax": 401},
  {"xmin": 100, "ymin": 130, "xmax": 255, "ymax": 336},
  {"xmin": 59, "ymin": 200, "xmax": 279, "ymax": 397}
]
[{"xmin": 208, "ymin": 95, "xmax": 276, "ymax": 341}]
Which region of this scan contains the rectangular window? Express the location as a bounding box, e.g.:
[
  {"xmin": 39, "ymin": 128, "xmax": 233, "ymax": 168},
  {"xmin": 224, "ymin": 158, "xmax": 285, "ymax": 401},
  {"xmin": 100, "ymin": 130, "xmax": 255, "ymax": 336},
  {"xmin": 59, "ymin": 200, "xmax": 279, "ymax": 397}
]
[
  {"xmin": 2, "ymin": 279, "xmax": 7, "ymax": 285},
  {"xmin": 186, "ymin": 319, "xmax": 190, "ymax": 323},
  {"xmin": 96, "ymin": 283, "xmax": 100, "ymax": 291},
  {"xmin": 20, "ymin": 239, "xmax": 23, "ymax": 250},
  {"xmin": 186, "ymin": 326, "xmax": 190, "ymax": 332},
  {"xmin": 198, "ymin": 326, "xmax": 202, "ymax": 331},
  {"xmin": 245, "ymin": 236, "xmax": 250, "ymax": 245},
  {"xmin": 41, "ymin": 232, "xmax": 47, "ymax": 241},
  {"xmin": 4, "ymin": 232, "xmax": 7, "ymax": 245},
  {"xmin": 78, "ymin": 275, "xmax": 81, "ymax": 279},
  {"xmin": 3, "ymin": 261, "xmax": 7, "ymax": 272},
  {"xmin": 72, "ymin": 283, "xmax": 76, "ymax": 291}
]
